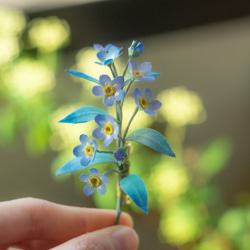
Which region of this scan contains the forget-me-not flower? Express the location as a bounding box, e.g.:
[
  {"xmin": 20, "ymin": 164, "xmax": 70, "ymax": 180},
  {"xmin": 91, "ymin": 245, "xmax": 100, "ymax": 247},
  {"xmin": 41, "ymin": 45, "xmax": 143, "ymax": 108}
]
[
  {"xmin": 129, "ymin": 60, "xmax": 155, "ymax": 81},
  {"xmin": 73, "ymin": 134, "xmax": 98, "ymax": 166},
  {"xmin": 80, "ymin": 168, "xmax": 109, "ymax": 196},
  {"xmin": 92, "ymin": 114, "xmax": 119, "ymax": 147},
  {"xmin": 95, "ymin": 45, "xmax": 123, "ymax": 66},
  {"xmin": 92, "ymin": 75, "xmax": 125, "ymax": 106},
  {"xmin": 134, "ymin": 87, "xmax": 162, "ymax": 115}
]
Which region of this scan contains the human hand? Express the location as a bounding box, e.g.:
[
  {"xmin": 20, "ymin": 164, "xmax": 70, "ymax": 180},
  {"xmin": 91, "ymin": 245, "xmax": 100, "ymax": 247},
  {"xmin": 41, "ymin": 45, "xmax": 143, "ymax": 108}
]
[{"xmin": 0, "ymin": 198, "xmax": 138, "ymax": 250}]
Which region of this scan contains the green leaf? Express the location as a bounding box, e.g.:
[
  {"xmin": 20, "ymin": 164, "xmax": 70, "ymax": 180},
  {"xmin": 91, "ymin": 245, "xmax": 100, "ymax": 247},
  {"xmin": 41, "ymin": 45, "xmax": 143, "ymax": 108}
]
[
  {"xmin": 56, "ymin": 152, "xmax": 116, "ymax": 176},
  {"xmin": 120, "ymin": 174, "xmax": 148, "ymax": 213},
  {"xmin": 126, "ymin": 128, "xmax": 175, "ymax": 157},
  {"xmin": 59, "ymin": 106, "xmax": 113, "ymax": 124}
]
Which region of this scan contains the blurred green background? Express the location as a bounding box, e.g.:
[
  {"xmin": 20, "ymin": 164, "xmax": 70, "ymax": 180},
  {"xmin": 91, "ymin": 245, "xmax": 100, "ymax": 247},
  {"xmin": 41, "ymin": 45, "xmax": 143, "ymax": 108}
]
[{"xmin": 0, "ymin": 1, "xmax": 250, "ymax": 249}]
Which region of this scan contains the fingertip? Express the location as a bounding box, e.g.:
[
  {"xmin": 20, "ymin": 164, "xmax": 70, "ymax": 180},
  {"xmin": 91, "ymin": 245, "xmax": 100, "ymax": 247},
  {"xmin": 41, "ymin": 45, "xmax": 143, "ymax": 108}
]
[
  {"xmin": 111, "ymin": 226, "xmax": 139, "ymax": 250},
  {"xmin": 119, "ymin": 212, "xmax": 134, "ymax": 227}
]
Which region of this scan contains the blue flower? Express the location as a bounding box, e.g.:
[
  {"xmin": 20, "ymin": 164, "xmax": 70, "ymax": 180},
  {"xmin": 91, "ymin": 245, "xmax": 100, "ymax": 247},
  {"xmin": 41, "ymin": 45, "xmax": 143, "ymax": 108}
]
[
  {"xmin": 114, "ymin": 148, "xmax": 127, "ymax": 161},
  {"xmin": 134, "ymin": 87, "xmax": 162, "ymax": 115},
  {"xmin": 93, "ymin": 44, "xmax": 115, "ymax": 52},
  {"xmin": 73, "ymin": 134, "xmax": 98, "ymax": 166},
  {"xmin": 128, "ymin": 40, "xmax": 144, "ymax": 58},
  {"xmin": 129, "ymin": 60, "xmax": 155, "ymax": 81},
  {"xmin": 92, "ymin": 75, "xmax": 125, "ymax": 106},
  {"xmin": 95, "ymin": 45, "xmax": 123, "ymax": 66},
  {"xmin": 92, "ymin": 114, "xmax": 119, "ymax": 147},
  {"xmin": 80, "ymin": 168, "xmax": 109, "ymax": 196}
]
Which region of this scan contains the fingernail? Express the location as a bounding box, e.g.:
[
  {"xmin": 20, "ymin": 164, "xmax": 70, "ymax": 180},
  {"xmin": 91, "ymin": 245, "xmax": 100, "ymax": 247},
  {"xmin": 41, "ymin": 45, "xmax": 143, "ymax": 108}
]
[{"xmin": 110, "ymin": 226, "xmax": 138, "ymax": 250}]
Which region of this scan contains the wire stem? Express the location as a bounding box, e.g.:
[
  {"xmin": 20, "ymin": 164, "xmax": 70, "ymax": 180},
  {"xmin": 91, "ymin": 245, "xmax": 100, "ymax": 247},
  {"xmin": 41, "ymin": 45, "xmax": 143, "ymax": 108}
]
[{"xmin": 123, "ymin": 106, "xmax": 139, "ymax": 141}]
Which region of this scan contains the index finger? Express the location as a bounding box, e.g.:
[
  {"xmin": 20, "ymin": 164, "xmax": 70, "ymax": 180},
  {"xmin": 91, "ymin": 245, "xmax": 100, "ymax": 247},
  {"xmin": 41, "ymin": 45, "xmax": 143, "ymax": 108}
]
[{"xmin": 0, "ymin": 197, "xmax": 133, "ymax": 246}]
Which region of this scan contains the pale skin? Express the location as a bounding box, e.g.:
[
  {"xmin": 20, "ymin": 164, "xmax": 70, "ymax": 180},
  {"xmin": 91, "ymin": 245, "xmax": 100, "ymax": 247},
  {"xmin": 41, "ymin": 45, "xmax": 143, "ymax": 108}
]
[{"xmin": 0, "ymin": 198, "xmax": 139, "ymax": 250}]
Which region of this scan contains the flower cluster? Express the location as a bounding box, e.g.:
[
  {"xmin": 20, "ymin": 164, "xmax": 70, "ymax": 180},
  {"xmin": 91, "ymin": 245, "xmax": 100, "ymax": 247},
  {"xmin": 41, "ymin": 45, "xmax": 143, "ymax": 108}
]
[{"xmin": 56, "ymin": 40, "xmax": 175, "ymax": 223}]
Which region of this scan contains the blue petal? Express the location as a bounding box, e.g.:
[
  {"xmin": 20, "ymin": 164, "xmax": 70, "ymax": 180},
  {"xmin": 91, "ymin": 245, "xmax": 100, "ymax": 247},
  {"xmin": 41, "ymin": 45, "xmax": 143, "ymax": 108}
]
[
  {"xmin": 126, "ymin": 128, "xmax": 176, "ymax": 157},
  {"xmin": 89, "ymin": 168, "xmax": 99, "ymax": 175},
  {"xmin": 149, "ymin": 99, "xmax": 162, "ymax": 111},
  {"xmin": 84, "ymin": 183, "xmax": 95, "ymax": 196},
  {"xmin": 97, "ymin": 183, "xmax": 107, "ymax": 195},
  {"xmin": 133, "ymin": 88, "xmax": 141, "ymax": 107},
  {"xmin": 104, "ymin": 58, "xmax": 114, "ymax": 65},
  {"xmin": 120, "ymin": 174, "xmax": 148, "ymax": 213},
  {"xmin": 92, "ymin": 127, "xmax": 105, "ymax": 140},
  {"xmin": 113, "ymin": 76, "xmax": 124, "ymax": 88},
  {"xmin": 103, "ymin": 135, "xmax": 114, "ymax": 147},
  {"xmin": 80, "ymin": 173, "xmax": 90, "ymax": 182},
  {"xmin": 99, "ymin": 75, "xmax": 111, "ymax": 85},
  {"xmin": 129, "ymin": 60, "xmax": 139, "ymax": 72},
  {"xmin": 142, "ymin": 87, "xmax": 153, "ymax": 100},
  {"xmin": 65, "ymin": 70, "xmax": 99, "ymax": 84},
  {"xmin": 81, "ymin": 156, "xmax": 91, "ymax": 166},
  {"xmin": 79, "ymin": 134, "xmax": 89, "ymax": 144},
  {"xmin": 105, "ymin": 114, "xmax": 115, "ymax": 125},
  {"xmin": 59, "ymin": 106, "xmax": 109, "ymax": 124},
  {"xmin": 103, "ymin": 96, "xmax": 115, "ymax": 107},
  {"xmin": 73, "ymin": 144, "xmax": 85, "ymax": 157},
  {"xmin": 140, "ymin": 62, "xmax": 152, "ymax": 76},
  {"xmin": 93, "ymin": 44, "xmax": 104, "ymax": 51},
  {"xmin": 96, "ymin": 51, "xmax": 107, "ymax": 63},
  {"xmin": 100, "ymin": 174, "xmax": 109, "ymax": 184},
  {"xmin": 95, "ymin": 114, "xmax": 107, "ymax": 126},
  {"xmin": 92, "ymin": 85, "xmax": 104, "ymax": 96},
  {"xmin": 91, "ymin": 139, "xmax": 98, "ymax": 150},
  {"xmin": 56, "ymin": 152, "xmax": 116, "ymax": 175},
  {"xmin": 143, "ymin": 109, "xmax": 157, "ymax": 115},
  {"xmin": 113, "ymin": 125, "xmax": 119, "ymax": 139},
  {"xmin": 115, "ymin": 89, "xmax": 125, "ymax": 101}
]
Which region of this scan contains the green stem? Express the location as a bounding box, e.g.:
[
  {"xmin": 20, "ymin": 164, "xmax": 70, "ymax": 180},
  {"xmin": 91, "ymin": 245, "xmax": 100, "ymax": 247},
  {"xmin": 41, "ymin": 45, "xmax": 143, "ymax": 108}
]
[
  {"xmin": 96, "ymin": 149, "xmax": 114, "ymax": 154},
  {"xmin": 121, "ymin": 79, "xmax": 134, "ymax": 108},
  {"xmin": 116, "ymin": 101, "xmax": 123, "ymax": 147},
  {"xmin": 108, "ymin": 63, "xmax": 116, "ymax": 78},
  {"xmin": 123, "ymin": 106, "xmax": 139, "ymax": 141},
  {"xmin": 103, "ymin": 168, "xmax": 123, "ymax": 225},
  {"xmin": 115, "ymin": 195, "xmax": 123, "ymax": 225},
  {"xmin": 122, "ymin": 60, "xmax": 129, "ymax": 78}
]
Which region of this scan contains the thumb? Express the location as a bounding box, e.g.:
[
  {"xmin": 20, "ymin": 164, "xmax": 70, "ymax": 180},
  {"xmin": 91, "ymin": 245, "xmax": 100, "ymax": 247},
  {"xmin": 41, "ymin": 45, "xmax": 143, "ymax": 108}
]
[{"xmin": 51, "ymin": 225, "xmax": 139, "ymax": 250}]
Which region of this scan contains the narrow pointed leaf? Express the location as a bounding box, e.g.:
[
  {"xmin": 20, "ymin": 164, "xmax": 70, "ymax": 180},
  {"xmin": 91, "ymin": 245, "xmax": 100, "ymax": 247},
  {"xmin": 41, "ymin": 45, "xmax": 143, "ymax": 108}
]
[
  {"xmin": 65, "ymin": 69, "xmax": 99, "ymax": 84},
  {"xmin": 149, "ymin": 72, "xmax": 161, "ymax": 77},
  {"xmin": 56, "ymin": 152, "xmax": 116, "ymax": 176},
  {"xmin": 59, "ymin": 106, "xmax": 111, "ymax": 124},
  {"xmin": 120, "ymin": 174, "xmax": 148, "ymax": 213},
  {"xmin": 126, "ymin": 128, "xmax": 175, "ymax": 157}
]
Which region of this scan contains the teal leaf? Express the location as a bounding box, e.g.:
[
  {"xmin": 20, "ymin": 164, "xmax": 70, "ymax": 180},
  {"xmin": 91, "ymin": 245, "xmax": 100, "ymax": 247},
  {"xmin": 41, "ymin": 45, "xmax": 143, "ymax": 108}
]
[
  {"xmin": 149, "ymin": 72, "xmax": 161, "ymax": 77},
  {"xmin": 56, "ymin": 152, "xmax": 116, "ymax": 176},
  {"xmin": 59, "ymin": 106, "xmax": 110, "ymax": 124},
  {"xmin": 120, "ymin": 174, "xmax": 148, "ymax": 213},
  {"xmin": 126, "ymin": 128, "xmax": 175, "ymax": 157},
  {"xmin": 65, "ymin": 69, "xmax": 99, "ymax": 84}
]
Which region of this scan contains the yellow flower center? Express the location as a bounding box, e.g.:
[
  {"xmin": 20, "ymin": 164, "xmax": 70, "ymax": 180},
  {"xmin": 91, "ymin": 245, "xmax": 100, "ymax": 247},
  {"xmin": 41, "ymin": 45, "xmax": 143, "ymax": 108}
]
[
  {"xmin": 139, "ymin": 97, "xmax": 148, "ymax": 109},
  {"xmin": 85, "ymin": 145, "xmax": 94, "ymax": 156},
  {"xmin": 104, "ymin": 123, "xmax": 113, "ymax": 134},
  {"xmin": 132, "ymin": 70, "xmax": 143, "ymax": 78},
  {"xmin": 103, "ymin": 85, "xmax": 116, "ymax": 96},
  {"xmin": 89, "ymin": 175, "xmax": 102, "ymax": 187}
]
